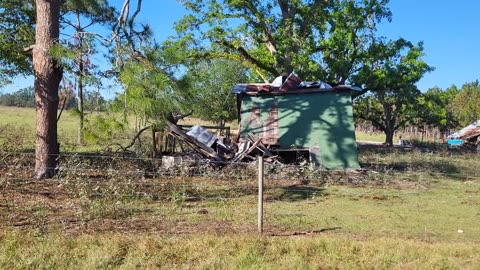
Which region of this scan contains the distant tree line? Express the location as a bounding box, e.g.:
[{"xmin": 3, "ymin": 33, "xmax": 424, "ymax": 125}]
[
  {"xmin": 0, "ymin": 86, "xmax": 109, "ymax": 111},
  {"xmin": 354, "ymin": 80, "xmax": 480, "ymax": 141}
]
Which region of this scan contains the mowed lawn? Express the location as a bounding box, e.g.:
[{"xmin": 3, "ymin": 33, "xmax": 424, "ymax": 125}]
[{"xmin": 1, "ymin": 106, "xmax": 480, "ymax": 269}]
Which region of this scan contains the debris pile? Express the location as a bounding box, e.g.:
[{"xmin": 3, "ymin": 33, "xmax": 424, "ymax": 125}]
[
  {"xmin": 447, "ymin": 120, "xmax": 480, "ymax": 147},
  {"xmin": 164, "ymin": 121, "xmax": 279, "ymax": 167}
]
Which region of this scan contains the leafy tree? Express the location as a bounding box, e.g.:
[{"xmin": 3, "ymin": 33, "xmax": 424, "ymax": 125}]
[
  {"xmin": 57, "ymin": 0, "xmax": 116, "ymax": 144},
  {"xmin": 452, "ymin": 81, "xmax": 480, "ymax": 126},
  {"xmin": 320, "ymin": 0, "xmax": 391, "ymax": 84},
  {"xmin": 354, "ymin": 38, "xmax": 433, "ymax": 146},
  {"xmin": 0, "ymin": 0, "xmax": 35, "ymax": 86},
  {"xmin": 172, "ymin": 0, "xmax": 392, "ymax": 82},
  {"xmin": 184, "ymin": 58, "xmax": 250, "ymax": 127},
  {"xmin": 418, "ymin": 86, "xmax": 459, "ymax": 137}
]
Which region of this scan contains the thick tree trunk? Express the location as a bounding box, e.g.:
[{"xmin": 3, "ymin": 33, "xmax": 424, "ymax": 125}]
[
  {"xmin": 33, "ymin": 0, "xmax": 63, "ymax": 179},
  {"xmin": 384, "ymin": 128, "xmax": 394, "ymax": 147}
]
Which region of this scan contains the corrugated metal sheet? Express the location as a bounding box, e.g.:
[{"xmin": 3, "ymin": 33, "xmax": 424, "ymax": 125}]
[{"xmin": 448, "ymin": 120, "xmax": 480, "ymax": 140}]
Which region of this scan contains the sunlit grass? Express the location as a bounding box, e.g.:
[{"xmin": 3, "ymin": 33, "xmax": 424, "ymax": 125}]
[
  {"xmin": 1, "ymin": 231, "xmax": 479, "ymax": 269},
  {"xmin": 1, "ymin": 107, "xmax": 480, "ymax": 269},
  {"xmin": 1, "ymin": 149, "xmax": 480, "ymax": 269}
]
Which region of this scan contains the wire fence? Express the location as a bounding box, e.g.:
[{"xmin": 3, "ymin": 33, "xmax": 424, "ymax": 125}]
[{"xmin": 1, "ymin": 150, "xmax": 479, "ymax": 234}]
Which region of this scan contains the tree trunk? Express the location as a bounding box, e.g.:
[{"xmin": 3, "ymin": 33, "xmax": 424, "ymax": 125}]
[
  {"xmin": 77, "ymin": 59, "xmax": 84, "ymax": 145},
  {"xmin": 74, "ymin": 14, "xmax": 85, "ymax": 145},
  {"xmin": 33, "ymin": 0, "xmax": 63, "ymax": 179},
  {"xmin": 384, "ymin": 128, "xmax": 394, "ymax": 147}
]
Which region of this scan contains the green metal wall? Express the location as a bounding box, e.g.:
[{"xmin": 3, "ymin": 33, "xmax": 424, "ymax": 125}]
[{"xmin": 240, "ymin": 91, "xmax": 360, "ymax": 170}]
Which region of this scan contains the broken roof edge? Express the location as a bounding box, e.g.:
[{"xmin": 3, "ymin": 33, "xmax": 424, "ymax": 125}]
[
  {"xmin": 232, "ymin": 72, "xmax": 362, "ymax": 95},
  {"xmin": 232, "ymin": 83, "xmax": 362, "ymax": 96}
]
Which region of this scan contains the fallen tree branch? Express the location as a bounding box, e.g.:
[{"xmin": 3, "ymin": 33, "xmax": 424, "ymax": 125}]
[{"xmin": 124, "ymin": 125, "xmax": 151, "ymax": 150}]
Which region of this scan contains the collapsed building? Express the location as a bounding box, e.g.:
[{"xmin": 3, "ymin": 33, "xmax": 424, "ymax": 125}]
[
  {"xmin": 161, "ymin": 73, "xmax": 361, "ymax": 170},
  {"xmin": 233, "ymin": 74, "xmax": 361, "ymax": 170},
  {"xmin": 447, "ymin": 120, "xmax": 480, "ymax": 149}
]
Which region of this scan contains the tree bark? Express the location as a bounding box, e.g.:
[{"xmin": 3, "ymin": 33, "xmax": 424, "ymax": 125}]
[
  {"xmin": 76, "ymin": 14, "xmax": 84, "ymax": 145},
  {"xmin": 33, "ymin": 0, "xmax": 63, "ymax": 179},
  {"xmin": 385, "ymin": 128, "xmax": 394, "ymax": 147},
  {"xmin": 77, "ymin": 57, "xmax": 84, "ymax": 145}
]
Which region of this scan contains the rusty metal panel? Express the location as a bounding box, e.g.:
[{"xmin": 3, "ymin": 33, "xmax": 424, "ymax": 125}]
[
  {"xmin": 239, "ymin": 97, "xmax": 279, "ymax": 145},
  {"xmin": 279, "ymin": 73, "xmax": 301, "ymax": 91}
]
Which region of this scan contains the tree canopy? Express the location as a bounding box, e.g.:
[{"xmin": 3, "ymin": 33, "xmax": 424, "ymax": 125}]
[
  {"xmin": 451, "ymin": 81, "xmax": 480, "ymax": 126},
  {"xmin": 0, "ymin": 0, "xmax": 35, "ymax": 86},
  {"xmin": 183, "ymin": 58, "xmax": 250, "ymax": 126},
  {"xmin": 172, "ymin": 0, "xmax": 392, "ymax": 82},
  {"xmin": 354, "ymin": 39, "xmax": 433, "ymax": 145}
]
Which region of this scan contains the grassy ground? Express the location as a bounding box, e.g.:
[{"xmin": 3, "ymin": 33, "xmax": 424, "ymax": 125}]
[
  {"xmin": 1, "ymin": 106, "xmax": 480, "ymax": 269},
  {"xmin": 354, "ymin": 130, "xmax": 391, "ymax": 143},
  {"xmin": 0, "ymin": 106, "xmax": 227, "ymax": 152},
  {"xmin": 1, "ymin": 148, "xmax": 480, "ymax": 269},
  {"xmin": 0, "ymin": 106, "xmax": 135, "ymax": 152}
]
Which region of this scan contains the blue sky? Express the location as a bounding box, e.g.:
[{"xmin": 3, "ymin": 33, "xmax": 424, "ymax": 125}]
[
  {"xmin": 377, "ymin": 0, "xmax": 479, "ymax": 91},
  {"xmin": 7, "ymin": 0, "xmax": 480, "ymax": 93}
]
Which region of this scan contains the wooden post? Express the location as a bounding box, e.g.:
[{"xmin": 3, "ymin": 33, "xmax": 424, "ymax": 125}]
[
  {"xmin": 258, "ymin": 155, "xmax": 264, "ymax": 234},
  {"xmin": 152, "ymin": 127, "xmax": 156, "ymax": 158}
]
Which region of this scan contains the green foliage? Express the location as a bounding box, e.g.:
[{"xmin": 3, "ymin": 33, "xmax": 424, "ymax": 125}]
[
  {"xmin": 62, "ymin": 0, "xmax": 115, "ymax": 23},
  {"xmin": 354, "ymin": 39, "xmax": 433, "ymax": 145},
  {"xmin": 112, "ymin": 49, "xmax": 172, "ymax": 125},
  {"xmin": 452, "ymin": 81, "xmax": 480, "ymax": 126},
  {"xmin": 418, "ymin": 86, "xmax": 459, "ymax": 133},
  {"xmin": 173, "ymin": 0, "xmax": 392, "ymax": 82},
  {"xmin": 0, "ymin": 0, "xmax": 35, "ymax": 86},
  {"xmin": 184, "ymin": 58, "xmax": 249, "ymax": 125},
  {"xmin": 82, "ymin": 113, "xmax": 126, "ymax": 146},
  {"xmin": 0, "ymin": 86, "xmax": 34, "ymax": 107},
  {"xmin": 321, "ymin": 0, "xmax": 392, "ymax": 84}
]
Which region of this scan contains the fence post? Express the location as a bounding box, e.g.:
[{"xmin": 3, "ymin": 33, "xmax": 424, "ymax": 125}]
[{"xmin": 258, "ymin": 155, "xmax": 264, "ymax": 234}]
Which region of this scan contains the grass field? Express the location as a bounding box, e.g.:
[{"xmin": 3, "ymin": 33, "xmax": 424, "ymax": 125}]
[
  {"xmin": 0, "ymin": 106, "xmax": 385, "ymax": 150},
  {"xmin": 1, "ymin": 106, "xmax": 480, "ymax": 269},
  {"xmin": 0, "ymin": 106, "xmax": 136, "ymax": 152}
]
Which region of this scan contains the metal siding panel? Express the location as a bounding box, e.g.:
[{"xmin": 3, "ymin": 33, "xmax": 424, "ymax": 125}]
[{"xmin": 240, "ymin": 92, "xmax": 359, "ymax": 170}]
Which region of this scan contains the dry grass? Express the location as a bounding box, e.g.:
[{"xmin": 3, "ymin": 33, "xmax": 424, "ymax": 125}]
[
  {"xmin": 1, "ymin": 232, "xmax": 479, "ymax": 270},
  {"xmin": 1, "ymin": 149, "xmax": 480, "ymax": 269},
  {"xmin": 1, "ymin": 106, "xmax": 480, "ymax": 269}
]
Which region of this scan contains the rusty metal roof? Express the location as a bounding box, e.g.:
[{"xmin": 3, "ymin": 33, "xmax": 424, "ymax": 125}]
[
  {"xmin": 232, "ymin": 73, "xmax": 362, "ymax": 95},
  {"xmin": 448, "ymin": 120, "xmax": 480, "ymax": 140}
]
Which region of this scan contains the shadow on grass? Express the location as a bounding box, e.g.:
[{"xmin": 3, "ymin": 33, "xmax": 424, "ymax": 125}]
[
  {"xmin": 268, "ymin": 185, "xmax": 325, "ymax": 202},
  {"xmin": 196, "ymin": 185, "xmax": 326, "ymax": 202},
  {"xmin": 361, "ymin": 160, "xmax": 459, "ymax": 173}
]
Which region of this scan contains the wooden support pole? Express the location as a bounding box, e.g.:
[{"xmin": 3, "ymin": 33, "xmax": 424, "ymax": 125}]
[{"xmin": 258, "ymin": 155, "xmax": 264, "ymax": 234}]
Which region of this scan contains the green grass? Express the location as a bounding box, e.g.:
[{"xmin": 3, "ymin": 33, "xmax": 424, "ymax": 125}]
[
  {"xmin": 0, "ymin": 105, "xmax": 81, "ymax": 149},
  {"xmin": 1, "ymin": 232, "xmax": 479, "ymax": 269},
  {"xmin": 0, "ymin": 106, "xmax": 135, "ymax": 152},
  {"xmin": 0, "ymin": 106, "xmax": 233, "ymax": 152},
  {"xmin": 1, "ymin": 150, "xmax": 480, "ymax": 268},
  {"xmin": 355, "ymin": 130, "xmax": 391, "ymax": 142},
  {"xmin": 1, "ymin": 106, "xmax": 480, "ymax": 269}
]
